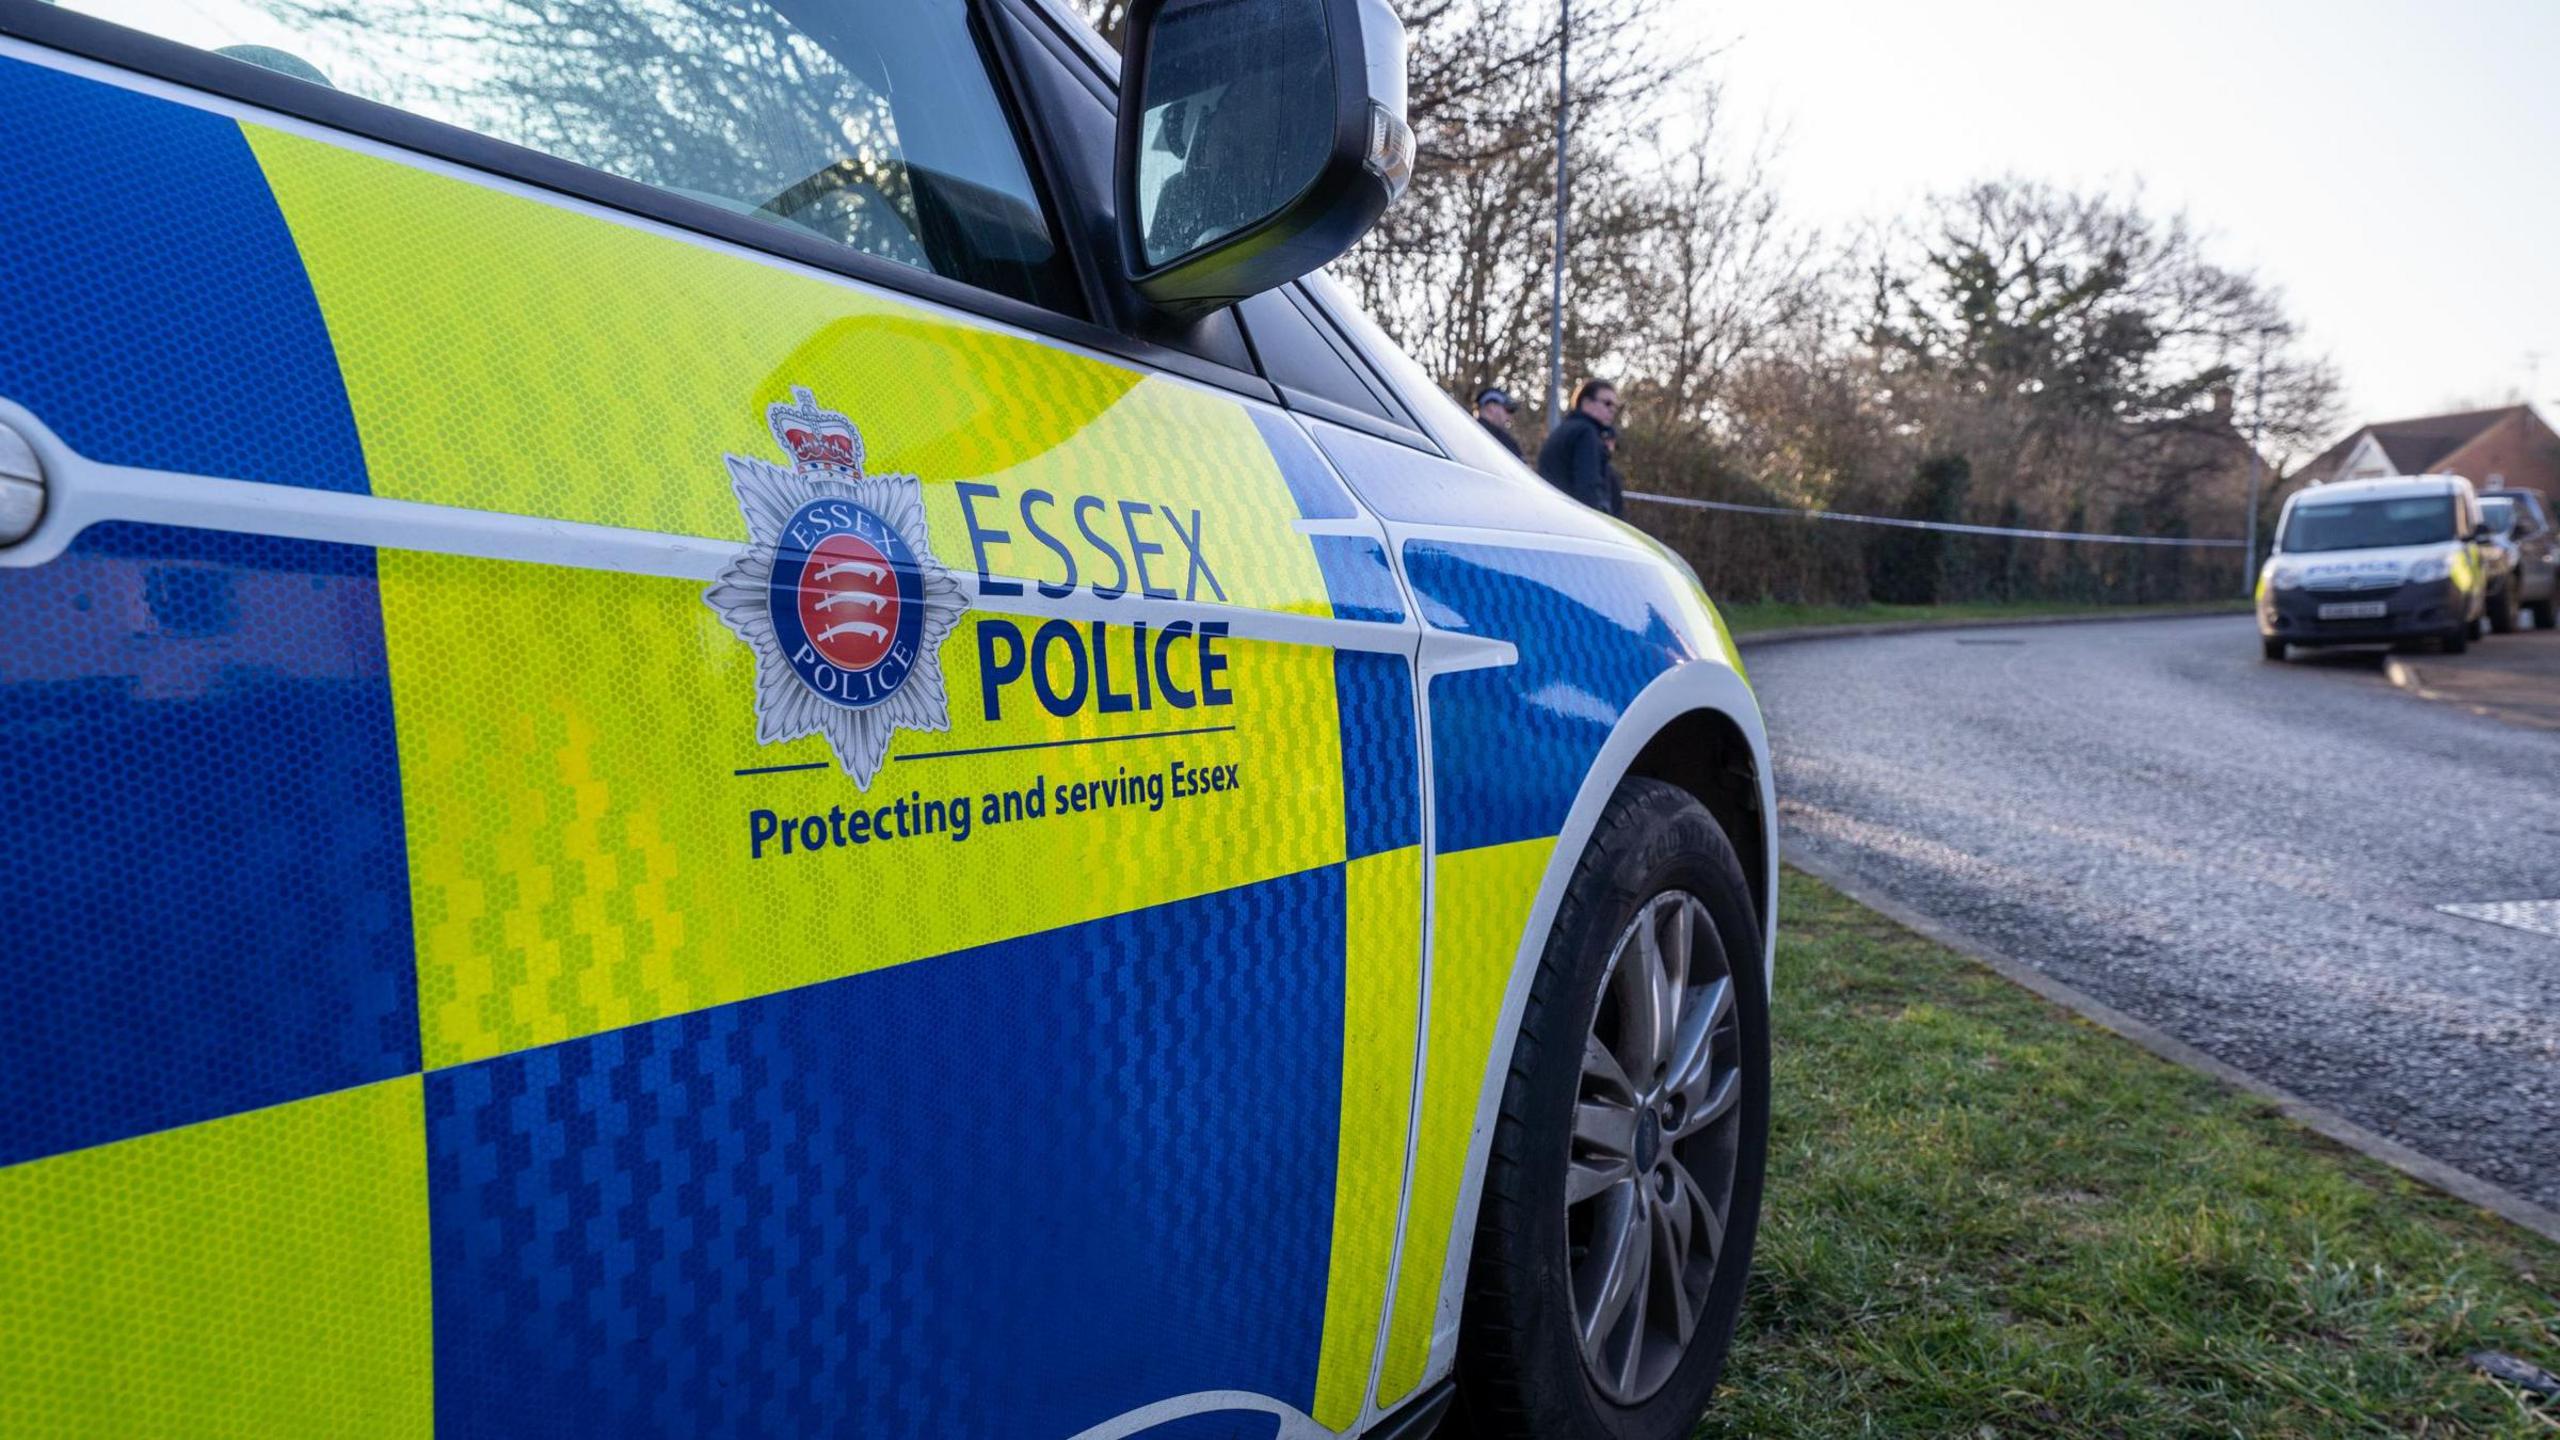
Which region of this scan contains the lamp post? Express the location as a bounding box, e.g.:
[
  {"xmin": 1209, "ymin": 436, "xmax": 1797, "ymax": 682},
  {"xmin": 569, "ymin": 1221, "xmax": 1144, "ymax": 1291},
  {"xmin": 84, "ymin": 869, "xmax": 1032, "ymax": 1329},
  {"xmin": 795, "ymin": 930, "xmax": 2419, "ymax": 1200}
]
[
  {"xmin": 1547, "ymin": 0, "xmax": 1568, "ymax": 432},
  {"xmin": 2242, "ymin": 327, "xmax": 2272, "ymax": 595}
]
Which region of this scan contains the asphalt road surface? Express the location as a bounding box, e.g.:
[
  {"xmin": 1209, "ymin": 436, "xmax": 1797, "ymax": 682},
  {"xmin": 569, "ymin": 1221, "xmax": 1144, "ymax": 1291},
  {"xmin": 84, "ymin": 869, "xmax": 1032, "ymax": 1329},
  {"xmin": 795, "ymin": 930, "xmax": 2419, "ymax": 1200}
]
[{"xmin": 1754, "ymin": 615, "xmax": 2560, "ymax": 1209}]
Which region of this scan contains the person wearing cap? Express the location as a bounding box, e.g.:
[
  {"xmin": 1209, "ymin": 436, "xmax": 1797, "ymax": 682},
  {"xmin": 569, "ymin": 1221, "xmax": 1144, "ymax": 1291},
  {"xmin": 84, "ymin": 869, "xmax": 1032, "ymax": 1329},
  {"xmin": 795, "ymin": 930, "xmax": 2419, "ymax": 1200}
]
[{"xmin": 1473, "ymin": 386, "xmax": 1524, "ymax": 460}]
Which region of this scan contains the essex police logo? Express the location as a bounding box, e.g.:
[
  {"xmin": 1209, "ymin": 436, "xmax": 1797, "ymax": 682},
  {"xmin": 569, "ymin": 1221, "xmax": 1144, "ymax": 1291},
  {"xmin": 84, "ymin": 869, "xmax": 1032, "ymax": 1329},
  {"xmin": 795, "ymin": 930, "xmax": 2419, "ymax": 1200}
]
[{"xmin": 705, "ymin": 387, "xmax": 966, "ymax": 788}]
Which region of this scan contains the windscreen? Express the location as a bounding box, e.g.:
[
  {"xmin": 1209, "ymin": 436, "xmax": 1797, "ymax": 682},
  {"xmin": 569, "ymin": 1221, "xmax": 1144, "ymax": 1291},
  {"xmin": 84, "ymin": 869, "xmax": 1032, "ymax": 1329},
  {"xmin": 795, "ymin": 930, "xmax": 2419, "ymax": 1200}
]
[
  {"xmin": 2278, "ymin": 495, "xmax": 2458, "ymax": 553},
  {"xmin": 2479, "ymin": 497, "xmax": 2516, "ymax": 536},
  {"xmin": 58, "ymin": 0, "xmax": 1075, "ymax": 310}
]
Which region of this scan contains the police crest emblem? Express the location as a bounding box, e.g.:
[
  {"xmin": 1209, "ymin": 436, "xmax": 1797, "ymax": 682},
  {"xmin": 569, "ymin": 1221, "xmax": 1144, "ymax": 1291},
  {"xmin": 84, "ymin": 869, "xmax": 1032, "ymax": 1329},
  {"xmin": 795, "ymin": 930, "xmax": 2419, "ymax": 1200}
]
[{"xmin": 705, "ymin": 388, "xmax": 967, "ymax": 787}]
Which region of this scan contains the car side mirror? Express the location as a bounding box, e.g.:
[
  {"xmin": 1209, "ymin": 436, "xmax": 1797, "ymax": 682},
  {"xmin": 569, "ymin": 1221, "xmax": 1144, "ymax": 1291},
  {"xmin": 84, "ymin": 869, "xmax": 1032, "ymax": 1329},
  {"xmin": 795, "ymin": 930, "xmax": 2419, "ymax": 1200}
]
[{"xmin": 1115, "ymin": 0, "xmax": 1413, "ymax": 318}]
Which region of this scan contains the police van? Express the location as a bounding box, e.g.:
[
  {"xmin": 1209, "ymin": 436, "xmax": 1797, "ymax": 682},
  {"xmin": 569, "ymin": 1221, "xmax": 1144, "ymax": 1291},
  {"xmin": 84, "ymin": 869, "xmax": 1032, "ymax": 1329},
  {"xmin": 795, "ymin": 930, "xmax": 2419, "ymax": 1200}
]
[
  {"xmin": 2258, "ymin": 474, "xmax": 2496, "ymax": 660},
  {"xmin": 0, "ymin": 1, "xmax": 1776, "ymax": 1436}
]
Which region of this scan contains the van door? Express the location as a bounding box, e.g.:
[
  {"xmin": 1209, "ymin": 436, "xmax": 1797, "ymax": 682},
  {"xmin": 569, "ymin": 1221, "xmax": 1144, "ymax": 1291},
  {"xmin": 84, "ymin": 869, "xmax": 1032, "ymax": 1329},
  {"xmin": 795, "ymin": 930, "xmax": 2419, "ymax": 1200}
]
[{"xmin": 0, "ymin": 3, "xmax": 1425, "ymax": 1434}]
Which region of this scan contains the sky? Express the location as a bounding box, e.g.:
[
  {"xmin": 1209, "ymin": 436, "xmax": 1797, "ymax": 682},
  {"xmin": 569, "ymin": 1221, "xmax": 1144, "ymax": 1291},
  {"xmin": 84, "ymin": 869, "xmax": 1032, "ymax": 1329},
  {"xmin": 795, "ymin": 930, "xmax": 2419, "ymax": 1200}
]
[{"xmin": 1678, "ymin": 0, "xmax": 2560, "ymax": 432}]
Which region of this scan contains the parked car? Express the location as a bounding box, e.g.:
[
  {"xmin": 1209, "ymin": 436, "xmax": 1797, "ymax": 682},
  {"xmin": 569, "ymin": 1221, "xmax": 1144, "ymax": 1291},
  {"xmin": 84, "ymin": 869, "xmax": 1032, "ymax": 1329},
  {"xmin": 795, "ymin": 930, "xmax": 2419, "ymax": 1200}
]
[
  {"xmin": 2480, "ymin": 487, "xmax": 2559, "ymax": 631},
  {"xmin": 2477, "ymin": 500, "xmax": 2526, "ymax": 634},
  {"xmin": 2259, "ymin": 474, "xmax": 2495, "ymax": 660},
  {"xmin": 0, "ymin": 3, "xmax": 1776, "ymax": 1438}
]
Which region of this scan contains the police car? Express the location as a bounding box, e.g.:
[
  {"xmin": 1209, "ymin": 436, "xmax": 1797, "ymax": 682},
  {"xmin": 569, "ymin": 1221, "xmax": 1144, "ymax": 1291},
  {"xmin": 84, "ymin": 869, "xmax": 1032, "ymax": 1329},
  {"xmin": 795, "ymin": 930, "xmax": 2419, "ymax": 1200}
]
[
  {"xmin": 0, "ymin": 1, "xmax": 1776, "ymax": 1437},
  {"xmin": 2258, "ymin": 474, "xmax": 2496, "ymax": 660}
]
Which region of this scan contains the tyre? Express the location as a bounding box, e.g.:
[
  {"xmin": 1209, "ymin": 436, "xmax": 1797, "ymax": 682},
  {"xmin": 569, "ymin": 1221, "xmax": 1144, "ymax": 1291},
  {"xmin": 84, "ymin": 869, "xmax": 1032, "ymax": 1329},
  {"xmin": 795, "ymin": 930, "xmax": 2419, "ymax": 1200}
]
[
  {"xmin": 2261, "ymin": 637, "xmax": 2286, "ymax": 662},
  {"xmin": 2532, "ymin": 595, "xmax": 2557, "ymax": 631},
  {"xmin": 2491, "ymin": 582, "xmax": 2519, "ymax": 635},
  {"xmin": 1455, "ymin": 777, "xmax": 1769, "ymax": 1440},
  {"xmin": 2443, "ymin": 623, "xmax": 2469, "ymax": 655}
]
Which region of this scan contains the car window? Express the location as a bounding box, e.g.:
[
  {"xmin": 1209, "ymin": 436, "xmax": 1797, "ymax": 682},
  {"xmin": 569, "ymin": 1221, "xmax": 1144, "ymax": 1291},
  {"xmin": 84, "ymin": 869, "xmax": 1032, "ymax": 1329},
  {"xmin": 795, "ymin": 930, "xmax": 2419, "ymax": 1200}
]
[
  {"xmin": 2279, "ymin": 496, "xmax": 2459, "ymax": 553},
  {"xmin": 2481, "ymin": 498, "xmax": 2516, "ymax": 535},
  {"xmin": 1301, "ymin": 272, "xmax": 1526, "ymax": 472},
  {"xmin": 65, "ymin": 0, "xmax": 1078, "ymax": 312},
  {"xmin": 1237, "ymin": 287, "xmax": 1418, "ymax": 432}
]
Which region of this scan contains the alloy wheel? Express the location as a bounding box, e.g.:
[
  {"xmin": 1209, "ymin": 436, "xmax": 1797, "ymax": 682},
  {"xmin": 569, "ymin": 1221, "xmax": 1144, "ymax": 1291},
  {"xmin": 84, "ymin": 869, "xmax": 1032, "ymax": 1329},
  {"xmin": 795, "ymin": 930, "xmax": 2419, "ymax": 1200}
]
[{"xmin": 1564, "ymin": 890, "xmax": 1746, "ymax": 1405}]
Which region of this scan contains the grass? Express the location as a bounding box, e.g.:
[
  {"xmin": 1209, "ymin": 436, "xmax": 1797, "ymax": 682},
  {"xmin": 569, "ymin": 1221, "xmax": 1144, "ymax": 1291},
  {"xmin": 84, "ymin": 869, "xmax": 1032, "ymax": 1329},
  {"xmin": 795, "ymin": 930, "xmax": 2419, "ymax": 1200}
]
[
  {"xmin": 1719, "ymin": 598, "xmax": 2250, "ymax": 636},
  {"xmin": 1700, "ymin": 871, "xmax": 2560, "ymax": 1437}
]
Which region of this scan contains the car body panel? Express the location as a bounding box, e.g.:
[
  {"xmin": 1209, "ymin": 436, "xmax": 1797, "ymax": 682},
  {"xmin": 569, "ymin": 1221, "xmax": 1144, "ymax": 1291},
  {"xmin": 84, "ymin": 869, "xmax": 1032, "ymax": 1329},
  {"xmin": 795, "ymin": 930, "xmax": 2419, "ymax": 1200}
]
[
  {"xmin": 1369, "ymin": 539, "xmax": 1769, "ymax": 1400},
  {"xmin": 0, "ymin": 27, "xmax": 1770, "ymax": 1439}
]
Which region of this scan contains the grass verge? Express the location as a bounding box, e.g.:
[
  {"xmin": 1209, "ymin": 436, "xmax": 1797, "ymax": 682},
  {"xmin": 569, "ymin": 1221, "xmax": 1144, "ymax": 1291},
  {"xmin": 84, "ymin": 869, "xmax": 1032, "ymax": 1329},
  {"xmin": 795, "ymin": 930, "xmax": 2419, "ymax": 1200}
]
[
  {"xmin": 1701, "ymin": 871, "xmax": 2560, "ymax": 1437},
  {"xmin": 1720, "ymin": 598, "xmax": 2249, "ymax": 636}
]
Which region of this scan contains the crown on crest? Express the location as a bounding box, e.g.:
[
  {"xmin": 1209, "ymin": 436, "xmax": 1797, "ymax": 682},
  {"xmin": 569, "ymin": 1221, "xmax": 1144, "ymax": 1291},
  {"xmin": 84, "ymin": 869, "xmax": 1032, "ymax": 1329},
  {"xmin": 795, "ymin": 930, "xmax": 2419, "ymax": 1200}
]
[{"xmin": 767, "ymin": 386, "xmax": 864, "ymax": 477}]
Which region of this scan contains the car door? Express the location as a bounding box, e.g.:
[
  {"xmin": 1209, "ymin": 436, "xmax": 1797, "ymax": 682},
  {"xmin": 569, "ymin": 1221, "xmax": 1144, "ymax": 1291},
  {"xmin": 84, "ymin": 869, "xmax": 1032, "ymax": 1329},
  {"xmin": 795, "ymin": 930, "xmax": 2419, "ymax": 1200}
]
[{"xmin": 0, "ymin": 2, "xmax": 1428, "ymax": 1435}]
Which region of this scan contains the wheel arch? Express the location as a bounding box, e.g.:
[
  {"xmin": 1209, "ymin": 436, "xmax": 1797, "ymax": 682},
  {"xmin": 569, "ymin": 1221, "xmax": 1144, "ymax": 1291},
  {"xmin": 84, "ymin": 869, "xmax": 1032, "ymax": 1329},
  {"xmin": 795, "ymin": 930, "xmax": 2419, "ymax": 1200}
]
[
  {"xmin": 1622, "ymin": 706, "xmax": 1771, "ymax": 941},
  {"xmin": 1410, "ymin": 658, "xmax": 1775, "ymax": 1403}
]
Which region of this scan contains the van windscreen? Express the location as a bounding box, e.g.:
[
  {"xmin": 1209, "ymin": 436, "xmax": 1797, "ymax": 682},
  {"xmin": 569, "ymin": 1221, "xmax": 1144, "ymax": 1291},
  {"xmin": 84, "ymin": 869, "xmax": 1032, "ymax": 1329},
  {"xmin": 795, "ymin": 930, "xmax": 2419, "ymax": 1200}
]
[{"xmin": 2279, "ymin": 495, "xmax": 2457, "ymax": 553}]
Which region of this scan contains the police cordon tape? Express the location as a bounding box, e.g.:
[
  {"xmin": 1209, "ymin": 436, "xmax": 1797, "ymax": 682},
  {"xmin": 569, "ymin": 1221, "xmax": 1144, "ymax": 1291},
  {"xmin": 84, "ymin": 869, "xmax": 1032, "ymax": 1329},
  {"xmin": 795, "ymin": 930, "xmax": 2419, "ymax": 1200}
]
[{"xmin": 1624, "ymin": 491, "xmax": 2248, "ymax": 548}]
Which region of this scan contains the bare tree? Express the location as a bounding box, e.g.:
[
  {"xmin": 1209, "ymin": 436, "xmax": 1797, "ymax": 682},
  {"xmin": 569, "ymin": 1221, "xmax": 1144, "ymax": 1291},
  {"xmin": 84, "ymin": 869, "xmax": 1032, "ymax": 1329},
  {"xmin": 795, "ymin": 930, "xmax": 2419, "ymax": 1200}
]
[
  {"xmin": 1331, "ymin": 0, "xmax": 1684, "ymax": 424},
  {"xmin": 1041, "ymin": 1, "xmax": 2340, "ymax": 605},
  {"xmin": 1617, "ymin": 86, "xmax": 1821, "ymax": 430},
  {"xmin": 1074, "ymin": 0, "xmax": 1129, "ymax": 46},
  {"xmin": 1861, "ymin": 180, "xmax": 2337, "ymax": 532}
]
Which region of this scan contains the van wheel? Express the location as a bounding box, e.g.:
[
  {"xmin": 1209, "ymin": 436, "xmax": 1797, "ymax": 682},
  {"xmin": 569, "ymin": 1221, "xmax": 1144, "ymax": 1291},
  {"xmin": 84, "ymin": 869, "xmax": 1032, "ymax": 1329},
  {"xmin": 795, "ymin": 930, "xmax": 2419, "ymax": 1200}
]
[
  {"xmin": 2261, "ymin": 638, "xmax": 2287, "ymax": 662},
  {"xmin": 1455, "ymin": 777, "xmax": 1769, "ymax": 1440},
  {"xmin": 2443, "ymin": 624, "xmax": 2470, "ymax": 655}
]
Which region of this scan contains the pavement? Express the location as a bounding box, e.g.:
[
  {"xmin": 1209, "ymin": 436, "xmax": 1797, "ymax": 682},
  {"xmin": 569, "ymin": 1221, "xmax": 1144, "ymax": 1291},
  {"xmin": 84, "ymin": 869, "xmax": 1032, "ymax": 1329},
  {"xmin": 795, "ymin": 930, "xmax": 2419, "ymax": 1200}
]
[
  {"xmin": 2383, "ymin": 612, "xmax": 2560, "ymax": 730},
  {"xmin": 1748, "ymin": 614, "xmax": 2560, "ymax": 1211}
]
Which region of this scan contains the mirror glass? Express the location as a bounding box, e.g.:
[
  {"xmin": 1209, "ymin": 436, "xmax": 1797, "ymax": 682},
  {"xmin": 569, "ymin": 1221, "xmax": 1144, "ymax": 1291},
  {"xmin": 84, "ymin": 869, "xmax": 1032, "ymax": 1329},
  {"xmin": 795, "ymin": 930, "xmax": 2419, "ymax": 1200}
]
[{"xmin": 1133, "ymin": 0, "xmax": 1334, "ymax": 270}]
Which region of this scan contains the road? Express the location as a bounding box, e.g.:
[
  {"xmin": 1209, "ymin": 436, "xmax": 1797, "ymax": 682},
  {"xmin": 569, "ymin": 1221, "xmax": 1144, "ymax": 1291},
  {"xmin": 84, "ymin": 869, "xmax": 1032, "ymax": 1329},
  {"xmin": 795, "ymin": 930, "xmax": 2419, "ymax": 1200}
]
[
  {"xmin": 2388, "ymin": 614, "xmax": 2560, "ymax": 731},
  {"xmin": 1752, "ymin": 615, "xmax": 2560, "ymax": 1209}
]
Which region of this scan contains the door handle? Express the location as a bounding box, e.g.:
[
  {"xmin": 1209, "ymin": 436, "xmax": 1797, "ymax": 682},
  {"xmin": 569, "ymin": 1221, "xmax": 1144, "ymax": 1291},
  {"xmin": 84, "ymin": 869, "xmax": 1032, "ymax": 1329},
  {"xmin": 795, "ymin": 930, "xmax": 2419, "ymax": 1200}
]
[{"xmin": 0, "ymin": 420, "xmax": 44, "ymax": 546}]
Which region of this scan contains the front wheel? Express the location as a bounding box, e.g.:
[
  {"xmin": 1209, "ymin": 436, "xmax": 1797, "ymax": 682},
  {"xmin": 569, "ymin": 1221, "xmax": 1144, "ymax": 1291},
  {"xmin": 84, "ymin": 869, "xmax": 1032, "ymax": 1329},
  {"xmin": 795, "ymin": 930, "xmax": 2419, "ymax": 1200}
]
[
  {"xmin": 1456, "ymin": 778, "xmax": 1769, "ymax": 1440},
  {"xmin": 2261, "ymin": 637, "xmax": 2287, "ymax": 662},
  {"xmin": 2443, "ymin": 623, "xmax": 2470, "ymax": 655},
  {"xmin": 2532, "ymin": 594, "xmax": 2557, "ymax": 631},
  {"xmin": 2491, "ymin": 583, "xmax": 2520, "ymax": 634}
]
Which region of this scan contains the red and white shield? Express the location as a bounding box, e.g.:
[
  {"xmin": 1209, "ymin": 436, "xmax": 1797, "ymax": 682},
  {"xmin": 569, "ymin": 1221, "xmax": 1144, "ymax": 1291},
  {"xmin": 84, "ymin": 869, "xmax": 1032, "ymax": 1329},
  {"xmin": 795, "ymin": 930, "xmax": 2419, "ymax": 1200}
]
[{"xmin": 795, "ymin": 533, "xmax": 903, "ymax": 673}]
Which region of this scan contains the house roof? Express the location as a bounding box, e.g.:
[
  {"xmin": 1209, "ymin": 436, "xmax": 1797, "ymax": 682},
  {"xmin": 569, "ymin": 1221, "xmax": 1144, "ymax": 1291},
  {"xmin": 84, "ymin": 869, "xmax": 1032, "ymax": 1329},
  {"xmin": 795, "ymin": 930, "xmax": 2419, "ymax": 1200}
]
[{"xmin": 2290, "ymin": 405, "xmax": 2525, "ymax": 485}]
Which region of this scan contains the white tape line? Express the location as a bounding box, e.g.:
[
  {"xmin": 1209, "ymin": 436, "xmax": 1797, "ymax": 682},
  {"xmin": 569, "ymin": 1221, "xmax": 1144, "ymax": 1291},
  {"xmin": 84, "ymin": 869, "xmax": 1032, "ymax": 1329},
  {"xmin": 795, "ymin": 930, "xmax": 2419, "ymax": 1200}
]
[
  {"xmin": 2436, "ymin": 900, "xmax": 2560, "ymax": 940},
  {"xmin": 1625, "ymin": 491, "xmax": 2247, "ymax": 549}
]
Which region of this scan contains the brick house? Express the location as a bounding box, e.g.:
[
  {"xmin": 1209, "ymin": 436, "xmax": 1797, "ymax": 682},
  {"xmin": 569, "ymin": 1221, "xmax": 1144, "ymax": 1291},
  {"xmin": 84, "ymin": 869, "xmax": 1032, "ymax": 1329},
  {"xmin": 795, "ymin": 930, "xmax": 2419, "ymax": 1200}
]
[{"xmin": 2285, "ymin": 404, "xmax": 2560, "ymax": 496}]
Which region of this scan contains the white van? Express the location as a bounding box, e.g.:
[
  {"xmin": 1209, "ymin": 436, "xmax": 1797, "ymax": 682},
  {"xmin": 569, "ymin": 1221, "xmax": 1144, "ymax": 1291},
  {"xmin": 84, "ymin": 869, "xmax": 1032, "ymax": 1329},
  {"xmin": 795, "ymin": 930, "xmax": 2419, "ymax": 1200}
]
[{"xmin": 2258, "ymin": 474, "xmax": 2494, "ymax": 660}]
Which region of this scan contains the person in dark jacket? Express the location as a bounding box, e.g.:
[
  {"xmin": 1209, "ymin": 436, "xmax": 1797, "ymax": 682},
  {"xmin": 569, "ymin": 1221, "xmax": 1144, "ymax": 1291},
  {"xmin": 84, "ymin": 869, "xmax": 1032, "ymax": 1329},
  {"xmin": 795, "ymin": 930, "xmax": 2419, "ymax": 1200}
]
[
  {"xmin": 1536, "ymin": 378, "xmax": 1623, "ymax": 515},
  {"xmin": 1472, "ymin": 386, "xmax": 1524, "ymax": 459}
]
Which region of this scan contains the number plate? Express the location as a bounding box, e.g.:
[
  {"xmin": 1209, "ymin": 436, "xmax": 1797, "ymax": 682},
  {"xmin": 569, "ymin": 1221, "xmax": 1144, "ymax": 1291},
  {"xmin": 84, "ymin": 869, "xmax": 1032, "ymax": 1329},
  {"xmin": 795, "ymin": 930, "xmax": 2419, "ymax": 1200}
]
[{"xmin": 2318, "ymin": 601, "xmax": 2388, "ymax": 620}]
